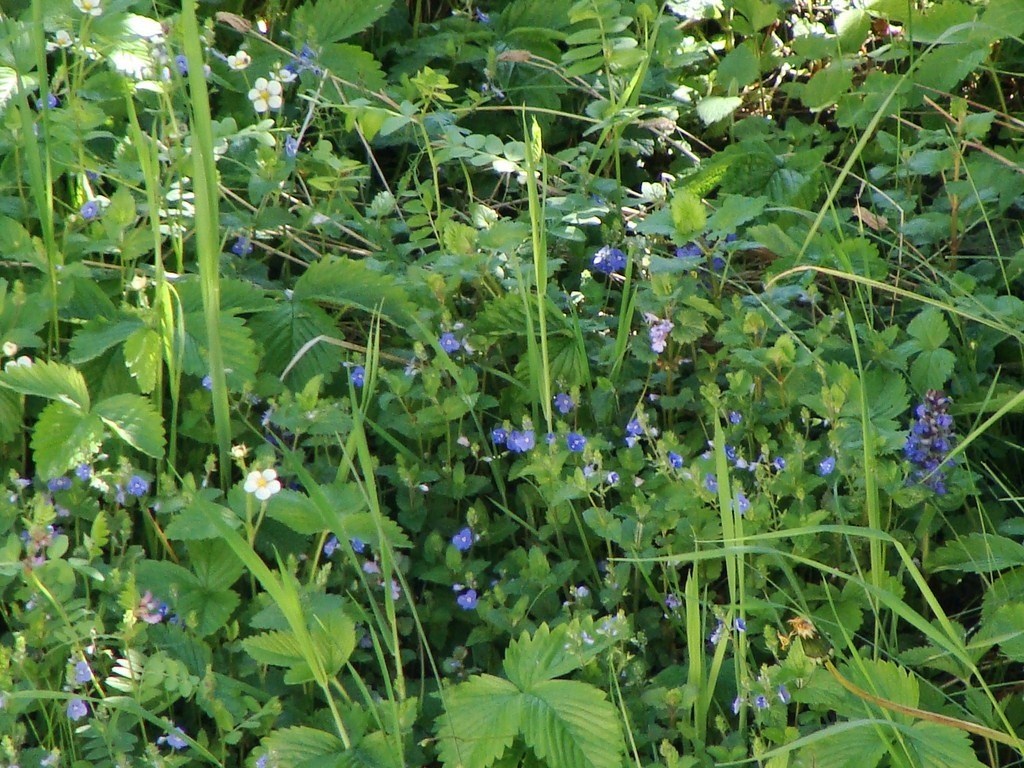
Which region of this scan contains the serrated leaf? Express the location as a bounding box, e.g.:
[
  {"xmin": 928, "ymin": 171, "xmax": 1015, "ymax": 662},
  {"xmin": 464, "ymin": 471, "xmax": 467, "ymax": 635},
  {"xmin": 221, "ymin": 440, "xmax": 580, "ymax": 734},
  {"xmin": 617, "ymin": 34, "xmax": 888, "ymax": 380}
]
[
  {"xmin": 263, "ymin": 726, "xmax": 345, "ymax": 763},
  {"xmin": 801, "ymin": 62, "xmax": 853, "ymax": 110},
  {"xmin": 930, "ymin": 533, "xmax": 1024, "ymax": 573},
  {"xmin": 695, "ymin": 95, "xmax": 743, "ymax": 125},
  {"xmin": 670, "ymin": 189, "xmax": 706, "ymax": 241},
  {"xmin": 907, "ymin": 721, "xmax": 986, "ymax": 768},
  {"xmin": 0, "ymin": 387, "xmax": 22, "ymax": 443},
  {"xmin": 31, "ymin": 402, "xmax": 103, "ymax": 479},
  {"xmin": 716, "ymin": 40, "xmax": 760, "ymax": 90},
  {"xmin": 910, "ymin": 349, "xmax": 956, "ymax": 392},
  {"xmin": 247, "ymin": 299, "xmax": 342, "ymax": 387},
  {"xmin": 519, "ymin": 679, "xmax": 625, "ymax": 768},
  {"xmin": 436, "ymin": 674, "xmax": 522, "ymax": 768},
  {"xmin": 182, "ymin": 311, "xmax": 258, "ymax": 390},
  {"xmin": 0, "ymin": 359, "xmax": 90, "ymax": 410},
  {"xmin": 178, "ymin": 587, "xmax": 240, "ymax": 637},
  {"xmin": 294, "ymin": 257, "xmax": 413, "ymax": 325},
  {"xmin": 123, "ymin": 327, "xmax": 160, "ymax": 393},
  {"xmin": 243, "ymin": 630, "xmax": 306, "ymax": 668},
  {"xmin": 93, "ymin": 393, "xmax": 165, "ymax": 459},
  {"xmin": 503, "ymin": 624, "xmax": 580, "ymax": 689},
  {"xmin": 69, "ymin": 317, "xmax": 143, "ymax": 363},
  {"xmin": 907, "ymin": 308, "xmax": 949, "ymax": 350},
  {"xmin": 799, "ymin": 721, "xmax": 888, "ymax": 768},
  {"xmin": 294, "ymin": 0, "xmax": 397, "ymax": 46}
]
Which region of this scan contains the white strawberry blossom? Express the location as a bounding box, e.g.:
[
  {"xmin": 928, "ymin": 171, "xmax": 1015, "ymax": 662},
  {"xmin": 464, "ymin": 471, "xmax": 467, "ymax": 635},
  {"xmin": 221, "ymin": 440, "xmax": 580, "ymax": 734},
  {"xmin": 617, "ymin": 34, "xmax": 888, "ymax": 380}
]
[
  {"xmin": 244, "ymin": 468, "xmax": 281, "ymax": 501},
  {"xmin": 248, "ymin": 77, "xmax": 283, "ymax": 113},
  {"xmin": 73, "ymin": 0, "xmax": 103, "ymax": 16},
  {"xmin": 227, "ymin": 50, "xmax": 251, "ymax": 71}
]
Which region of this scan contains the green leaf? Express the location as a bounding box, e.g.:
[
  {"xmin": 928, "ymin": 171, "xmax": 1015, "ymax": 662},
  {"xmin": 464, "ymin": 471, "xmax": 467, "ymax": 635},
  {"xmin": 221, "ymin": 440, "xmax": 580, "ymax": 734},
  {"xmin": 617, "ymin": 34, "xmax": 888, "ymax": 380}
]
[
  {"xmin": 0, "ymin": 359, "xmax": 90, "ymax": 410},
  {"xmin": 519, "ymin": 679, "xmax": 625, "ymax": 768},
  {"xmin": 907, "ymin": 308, "xmax": 949, "ymax": 350},
  {"xmin": 262, "ymin": 726, "xmax": 346, "ymax": 763},
  {"xmin": 798, "ymin": 721, "xmax": 887, "ymax": 768},
  {"xmin": 123, "ymin": 327, "xmax": 160, "ymax": 394},
  {"xmin": 293, "ymin": 0, "xmax": 397, "ymax": 46},
  {"xmin": 695, "ymin": 96, "xmax": 743, "ymax": 126},
  {"xmin": 930, "ymin": 533, "xmax": 1024, "ymax": 573},
  {"xmin": 93, "ymin": 394, "xmax": 165, "ymax": 459},
  {"xmin": 716, "ymin": 41, "xmax": 760, "ymax": 90},
  {"xmin": 0, "ymin": 387, "xmax": 22, "ymax": 443},
  {"xmin": 164, "ymin": 495, "xmax": 242, "ymax": 540},
  {"xmin": 910, "ymin": 349, "xmax": 956, "ymax": 392},
  {"xmin": 294, "ymin": 257, "xmax": 413, "ymax": 325},
  {"xmin": 801, "ymin": 62, "xmax": 853, "ymax": 110},
  {"xmin": 906, "ymin": 722, "xmax": 986, "ymax": 768},
  {"xmin": 247, "ymin": 299, "xmax": 342, "ymax": 387},
  {"xmin": 31, "ymin": 402, "xmax": 104, "ymax": 480},
  {"xmin": 243, "ymin": 630, "xmax": 306, "ymax": 668},
  {"xmin": 69, "ymin": 317, "xmax": 143, "ymax": 363},
  {"xmin": 436, "ymin": 674, "xmax": 522, "ymax": 768},
  {"xmin": 670, "ymin": 189, "xmax": 706, "ymax": 241},
  {"xmin": 503, "ymin": 624, "xmax": 580, "ymax": 689}
]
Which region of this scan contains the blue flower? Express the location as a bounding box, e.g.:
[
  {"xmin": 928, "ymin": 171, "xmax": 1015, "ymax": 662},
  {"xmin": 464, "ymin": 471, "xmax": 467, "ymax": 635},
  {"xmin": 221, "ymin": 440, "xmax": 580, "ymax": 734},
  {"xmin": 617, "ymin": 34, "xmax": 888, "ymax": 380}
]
[
  {"xmin": 625, "ymin": 418, "xmax": 643, "ymax": 447},
  {"xmin": 284, "ymin": 134, "xmax": 300, "ymax": 158},
  {"xmin": 48, "ymin": 476, "xmax": 72, "ymax": 492},
  {"xmin": 777, "ymin": 684, "xmax": 791, "ymax": 704},
  {"xmin": 75, "ymin": 463, "xmax": 92, "ymax": 481},
  {"xmin": 754, "ymin": 694, "xmax": 769, "ymax": 710},
  {"xmin": 818, "ymin": 456, "xmax": 836, "ymax": 476},
  {"xmin": 711, "ymin": 255, "xmax": 726, "ymax": 272},
  {"xmin": 665, "ymin": 593, "xmax": 682, "ymax": 611},
  {"xmin": 606, "ymin": 471, "xmax": 619, "ymax": 485},
  {"xmin": 80, "ymin": 200, "xmax": 100, "ymax": 220},
  {"xmin": 506, "ymin": 430, "xmax": 536, "ymax": 454},
  {"xmin": 725, "ymin": 444, "xmax": 737, "ymax": 461},
  {"xmin": 729, "ymin": 410, "xmax": 742, "ymax": 424},
  {"xmin": 733, "ymin": 617, "xmax": 747, "ymax": 632},
  {"xmin": 668, "ymin": 452, "xmax": 684, "ymax": 469},
  {"xmin": 201, "ymin": 374, "xmax": 213, "ymax": 391},
  {"xmin": 675, "ymin": 242, "xmax": 702, "ymax": 260},
  {"xmin": 350, "ymin": 537, "xmax": 366, "ymax": 553},
  {"xmin": 553, "ymin": 392, "xmax": 574, "ymax": 414},
  {"xmin": 350, "ymin": 365, "xmax": 365, "ymax": 388},
  {"xmin": 231, "ymin": 236, "xmax": 253, "ymax": 256},
  {"xmin": 74, "ymin": 660, "xmax": 92, "ymax": 683},
  {"xmin": 174, "ymin": 54, "xmax": 188, "ymax": 75},
  {"xmin": 734, "ymin": 492, "xmax": 750, "ymax": 516},
  {"xmin": 904, "ymin": 390, "xmax": 955, "ymax": 494},
  {"xmin": 456, "ymin": 588, "xmax": 478, "ymax": 610},
  {"xmin": 474, "ymin": 8, "xmax": 491, "ymax": 22},
  {"xmin": 439, "ymin": 332, "xmax": 461, "ymax": 353},
  {"xmin": 67, "ymin": 698, "xmax": 88, "ymax": 721},
  {"xmin": 451, "ymin": 527, "xmax": 474, "ymax": 552},
  {"xmin": 158, "ymin": 728, "xmax": 188, "ymax": 750},
  {"xmin": 772, "ymin": 456, "xmax": 787, "ymax": 471},
  {"xmin": 323, "ymin": 535, "xmax": 339, "ymax": 557},
  {"xmin": 732, "ymin": 696, "xmax": 742, "ymax": 715},
  {"xmin": 566, "ymin": 433, "xmax": 586, "ymax": 452},
  {"xmin": 126, "ymin": 475, "xmax": 149, "ymax": 497},
  {"xmin": 591, "ymin": 245, "xmax": 627, "ymax": 275},
  {"xmin": 491, "ymin": 427, "xmax": 508, "ymax": 446},
  {"xmin": 704, "ymin": 474, "xmax": 718, "ymax": 493},
  {"xmin": 46, "ymin": 92, "xmax": 60, "ymax": 108},
  {"xmin": 709, "ymin": 619, "xmax": 725, "ymax": 645}
]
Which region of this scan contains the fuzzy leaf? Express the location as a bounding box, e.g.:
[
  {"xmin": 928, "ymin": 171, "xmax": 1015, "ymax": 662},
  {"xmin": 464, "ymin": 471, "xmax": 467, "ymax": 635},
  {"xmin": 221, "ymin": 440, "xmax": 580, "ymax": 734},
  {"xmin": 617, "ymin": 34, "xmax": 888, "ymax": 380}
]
[
  {"xmin": 930, "ymin": 533, "xmax": 1024, "ymax": 573},
  {"xmin": 436, "ymin": 674, "xmax": 522, "ymax": 768},
  {"xmin": 0, "ymin": 359, "xmax": 90, "ymax": 410},
  {"xmin": 503, "ymin": 624, "xmax": 580, "ymax": 689},
  {"xmin": 294, "ymin": 257, "xmax": 413, "ymax": 325},
  {"xmin": 907, "ymin": 722, "xmax": 986, "ymax": 768},
  {"xmin": 246, "ymin": 298, "xmax": 342, "ymax": 387},
  {"xmin": 69, "ymin": 317, "xmax": 143, "ymax": 363},
  {"xmin": 93, "ymin": 393, "xmax": 165, "ymax": 459},
  {"xmin": 519, "ymin": 679, "xmax": 625, "ymax": 768},
  {"xmin": 123, "ymin": 327, "xmax": 160, "ymax": 393},
  {"xmin": 262, "ymin": 727, "xmax": 345, "ymax": 763},
  {"xmin": 294, "ymin": 0, "xmax": 396, "ymax": 45},
  {"xmin": 30, "ymin": 402, "xmax": 104, "ymax": 479},
  {"xmin": 695, "ymin": 96, "xmax": 743, "ymax": 125},
  {"xmin": 243, "ymin": 630, "xmax": 306, "ymax": 668}
]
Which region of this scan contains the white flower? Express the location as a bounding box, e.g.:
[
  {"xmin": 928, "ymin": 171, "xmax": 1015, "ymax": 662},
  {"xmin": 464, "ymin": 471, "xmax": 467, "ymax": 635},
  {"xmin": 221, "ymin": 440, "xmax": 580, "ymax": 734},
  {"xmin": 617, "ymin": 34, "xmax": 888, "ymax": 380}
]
[
  {"xmin": 244, "ymin": 468, "xmax": 281, "ymax": 501},
  {"xmin": 248, "ymin": 77, "xmax": 283, "ymax": 113},
  {"xmin": 227, "ymin": 50, "xmax": 251, "ymax": 71},
  {"xmin": 49, "ymin": 30, "xmax": 74, "ymax": 51},
  {"xmin": 274, "ymin": 64, "xmax": 297, "ymax": 84},
  {"xmin": 73, "ymin": 0, "xmax": 103, "ymax": 16},
  {"xmin": 2, "ymin": 342, "xmax": 17, "ymax": 357}
]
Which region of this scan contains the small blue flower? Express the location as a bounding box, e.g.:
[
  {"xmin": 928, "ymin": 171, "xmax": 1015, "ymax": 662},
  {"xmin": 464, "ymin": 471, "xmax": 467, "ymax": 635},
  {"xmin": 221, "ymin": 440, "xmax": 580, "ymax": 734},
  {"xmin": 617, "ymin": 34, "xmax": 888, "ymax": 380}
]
[
  {"xmin": 74, "ymin": 660, "xmax": 92, "ymax": 683},
  {"xmin": 734, "ymin": 492, "xmax": 750, "ymax": 516},
  {"xmin": 777, "ymin": 684, "xmax": 791, "ymax": 704},
  {"xmin": 818, "ymin": 456, "xmax": 836, "ymax": 476},
  {"xmin": 456, "ymin": 588, "xmax": 478, "ymax": 610},
  {"xmin": 591, "ymin": 245, "xmax": 627, "ymax": 275},
  {"xmin": 553, "ymin": 392, "xmax": 574, "ymax": 414},
  {"xmin": 158, "ymin": 728, "xmax": 188, "ymax": 750},
  {"xmin": 754, "ymin": 694, "xmax": 769, "ymax": 710},
  {"xmin": 350, "ymin": 537, "xmax": 366, "ymax": 553},
  {"xmin": 80, "ymin": 200, "xmax": 100, "ymax": 220},
  {"xmin": 46, "ymin": 92, "xmax": 60, "ymax": 108},
  {"xmin": 711, "ymin": 255, "xmax": 726, "ymax": 272},
  {"xmin": 255, "ymin": 756, "xmax": 269, "ymax": 768},
  {"xmin": 350, "ymin": 365, "xmax": 365, "ymax": 388},
  {"xmin": 729, "ymin": 410, "xmax": 742, "ymax": 424},
  {"xmin": 566, "ymin": 432, "xmax": 586, "ymax": 452},
  {"xmin": 675, "ymin": 242, "xmax": 702, "ymax": 260},
  {"xmin": 126, "ymin": 475, "xmax": 149, "ymax": 497},
  {"xmin": 451, "ymin": 527, "xmax": 474, "ymax": 552},
  {"xmin": 174, "ymin": 54, "xmax": 188, "ymax": 75},
  {"xmin": 625, "ymin": 418, "xmax": 643, "ymax": 437},
  {"xmin": 506, "ymin": 429, "xmax": 536, "ymax": 454},
  {"xmin": 773, "ymin": 456, "xmax": 787, "ymax": 471},
  {"xmin": 704, "ymin": 474, "xmax": 718, "ymax": 493},
  {"xmin": 665, "ymin": 593, "xmax": 682, "ymax": 611},
  {"xmin": 439, "ymin": 332, "xmax": 461, "ymax": 354},
  {"xmin": 734, "ymin": 617, "xmax": 746, "ymax": 632},
  {"xmin": 284, "ymin": 134, "xmax": 300, "ymax": 158},
  {"xmin": 545, "ymin": 432, "xmax": 556, "ymax": 444},
  {"xmin": 732, "ymin": 696, "xmax": 742, "ymax": 715},
  {"xmin": 709, "ymin": 618, "xmax": 725, "ymax": 645},
  {"xmin": 725, "ymin": 444, "xmax": 738, "ymax": 461},
  {"xmin": 491, "ymin": 427, "xmax": 508, "ymax": 446},
  {"xmin": 606, "ymin": 471, "xmax": 619, "ymax": 485},
  {"xmin": 668, "ymin": 451, "xmax": 684, "ymax": 469},
  {"xmin": 67, "ymin": 698, "xmax": 88, "ymax": 721},
  {"xmin": 231, "ymin": 236, "xmax": 253, "ymax": 256},
  {"xmin": 48, "ymin": 476, "xmax": 72, "ymax": 492},
  {"xmin": 75, "ymin": 464, "xmax": 92, "ymax": 482},
  {"xmin": 323, "ymin": 535, "xmax": 339, "ymax": 557},
  {"xmin": 201, "ymin": 374, "xmax": 214, "ymax": 391},
  {"xmin": 474, "ymin": 8, "xmax": 491, "ymax": 22}
]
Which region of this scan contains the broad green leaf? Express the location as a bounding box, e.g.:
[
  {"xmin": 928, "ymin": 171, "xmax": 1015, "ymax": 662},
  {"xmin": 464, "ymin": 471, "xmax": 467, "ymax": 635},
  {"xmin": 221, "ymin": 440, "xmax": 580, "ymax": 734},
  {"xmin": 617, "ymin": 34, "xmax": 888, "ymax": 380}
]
[
  {"xmin": 321, "ymin": 43, "xmax": 387, "ymax": 92},
  {"xmin": 907, "ymin": 308, "xmax": 950, "ymax": 350},
  {"xmin": 503, "ymin": 624, "xmax": 580, "ymax": 689},
  {"xmin": 31, "ymin": 402, "xmax": 103, "ymax": 479},
  {"xmin": 799, "ymin": 721, "xmax": 887, "ymax": 768},
  {"xmin": 975, "ymin": 602, "xmax": 1024, "ymax": 662},
  {"xmin": 0, "ymin": 359, "xmax": 90, "ymax": 410},
  {"xmin": 262, "ymin": 726, "xmax": 346, "ymax": 763},
  {"xmin": 178, "ymin": 586, "xmax": 240, "ymax": 637},
  {"xmin": 732, "ymin": 0, "xmax": 779, "ymax": 31},
  {"xmin": 164, "ymin": 495, "xmax": 242, "ymax": 540},
  {"xmin": 716, "ymin": 41, "xmax": 760, "ymax": 90},
  {"xmin": 69, "ymin": 317, "xmax": 143, "ymax": 364},
  {"xmin": 243, "ymin": 630, "xmax": 306, "ymax": 668},
  {"xmin": 293, "ymin": 0, "xmax": 397, "ymax": 46},
  {"xmin": 801, "ymin": 62, "xmax": 853, "ymax": 110},
  {"xmin": 0, "ymin": 216, "xmax": 46, "ymax": 271},
  {"xmin": 670, "ymin": 189, "xmax": 706, "ymax": 241},
  {"xmin": 0, "ymin": 387, "xmax": 22, "ymax": 443},
  {"xmin": 436, "ymin": 674, "xmax": 522, "ymax": 768},
  {"xmin": 519, "ymin": 679, "xmax": 625, "ymax": 768},
  {"xmin": 910, "ymin": 348, "xmax": 956, "ymax": 392},
  {"xmin": 123, "ymin": 327, "xmax": 161, "ymax": 393},
  {"xmin": 695, "ymin": 96, "xmax": 743, "ymax": 126},
  {"xmin": 930, "ymin": 533, "xmax": 1024, "ymax": 573},
  {"xmin": 187, "ymin": 540, "xmax": 244, "ymax": 589},
  {"xmin": 93, "ymin": 393, "xmax": 165, "ymax": 459},
  {"xmin": 294, "ymin": 257, "xmax": 413, "ymax": 325},
  {"xmin": 247, "ymin": 299, "xmax": 342, "ymax": 387},
  {"xmin": 906, "ymin": 721, "xmax": 986, "ymax": 768}
]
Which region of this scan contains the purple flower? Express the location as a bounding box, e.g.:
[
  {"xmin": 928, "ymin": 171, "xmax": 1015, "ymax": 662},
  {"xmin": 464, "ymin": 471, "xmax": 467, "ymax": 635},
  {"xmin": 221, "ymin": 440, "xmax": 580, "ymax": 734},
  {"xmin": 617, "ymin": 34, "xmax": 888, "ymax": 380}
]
[
  {"xmin": 625, "ymin": 418, "xmax": 643, "ymax": 447},
  {"xmin": 126, "ymin": 475, "xmax": 149, "ymax": 497},
  {"xmin": 566, "ymin": 432, "xmax": 586, "ymax": 452},
  {"xmin": 904, "ymin": 389, "xmax": 955, "ymax": 494},
  {"xmin": 46, "ymin": 92, "xmax": 60, "ymax": 108},
  {"xmin": 709, "ymin": 618, "xmax": 725, "ymax": 645},
  {"xmin": 818, "ymin": 456, "xmax": 836, "ymax": 476},
  {"xmin": 201, "ymin": 374, "xmax": 213, "ymax": 391},
  {"xmin": 732, "ymin": 696, "xmax": 742, "ymax": 715},
  {"xmin": 439, "ymin": 332, "xmax": 461, "ymax": 354},
  {"xmin": 591, "ymin": 245, "xmax": 627, "ymax": 275},
  {"xmin": 350, "ymin": 365, "xmax": 365, "ymax": 388},
  {"xmin": 80, "ymin": 200, "xmax": 100, "ymax": 220},
  {"xmin": 451, "ymin": 527, "xmax": 474, "ymax": 552},
  {"xmin": 231, "ymin": 236, "xmax": 253, "ymax": 256},
  {"xmin": 48, "ymin": 476, "xmax": 72, "ymax": 492},
  {"xmin": 74, "ymin": 660, "xmax": 92, "ymax": 683},
  {"xmin": 733, "ymin": 617, "xmax": 746, "ymax": 632},
  {"xmin": 553, "ymin": 392, "xmax": 574, "ymax": 414},
  {"xmin": 711, "ymin": 256, "xmax": 726, "ymax": 272},
  {"xmin": 174, "ymin": 54, "xmax": 188, "ymax": 75},
  {"xmin": 350, "ymin": 537, "xmax": 366, "ymax": 553},
  {"xmin": 675, "ymin": 242, "xmax": 702, "ymax": 260},
  {"xmin": 158, "ymin": 728, "xmax": 188, "ymax": 750},
  {"xmin": 606, "ymin": 471, "xmax": 619, "ymax": 485},
  {"xmin": 506, "ymin": 429, "xmax": 536, "ymax": 454},
  {"xmin": 704, "ymin": 474, "xmax": 718, "ymax": 493},
  {"xmin": 729, "ymin": 410, "xmax": 742, "ymax": 424},
  {"xmin": 67, "ymin": 698, "xmax": 88, "ymax": 721},
  {"xmin": 323, "ymin": 535, "xmax": 339, "ymax": 557},
  {"xmin": 491, "ymin": 427, "xmax": 508, "ymax": 445},
  {"xmin": 474, "ymin": 8, "xmax": 491, "ymax": 22},
  {"xmin": 75, "ymin": 463, "xmax": 92, "ymax": 481},
  {"xmin": 725, "ymin": 444, "xmax": 738, "ymax": 462},
  {"xmin": 772, "ymin": 456, "xmax": 787, "ymax": 471},
  {"xmin": 456, "ymin": 588, "xmax": 478, "ymax": 610},
  {"xmin": 665, "ymin": 593, "xmax": 682, "ymax": 611},
  {"xmin": 754, "ymin": 694, "xmax": 769, "ymax": 710},
  {"xmin": 648, "ymin": 318, "xmax": 674, "ymax": 354},
  {"xmin": 668, "ymin": 452, "xmax": 684, "ymax": 469},
  {"xmin": 734, "ymin": 492, "xmax": 750, "ymax": 516},
  {"xmin": 284, "ymin": 135, "xmax": 300, "ymax": 158},
  {"xmin": 777, "ymin": 684, "xmax": 791, "ymax": 704}
]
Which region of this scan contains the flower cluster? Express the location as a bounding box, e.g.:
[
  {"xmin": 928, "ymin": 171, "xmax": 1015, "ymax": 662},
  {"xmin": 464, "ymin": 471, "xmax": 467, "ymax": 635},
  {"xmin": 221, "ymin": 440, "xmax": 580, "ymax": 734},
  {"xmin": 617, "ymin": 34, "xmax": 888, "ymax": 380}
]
[{"xmin": 904, "ymin": 389, "xmax": 955, "ymax": 494}]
